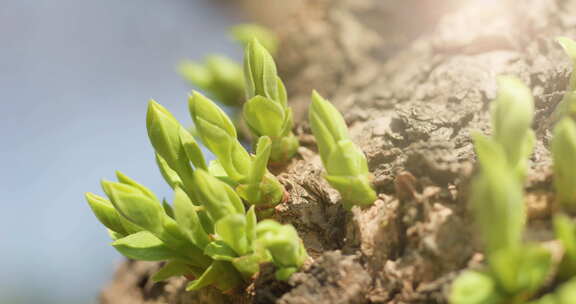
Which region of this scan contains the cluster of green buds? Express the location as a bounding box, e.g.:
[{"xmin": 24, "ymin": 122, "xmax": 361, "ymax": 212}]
[
  {"xmin": 450, "ymin": 77, "xmax": 552, "ymax": 304},
  {"xmin": 308, "ymin": 91, "xmax": 376, "ymax": 209},
  {"xmin": 87, "ymin": 171, "xmax": 306, "ymax": 291},
  {"xmin": 178, "ymin": 24, "xmax": 277, "ymax": 108},
  {"xmin": 242, "ymin": 39, "xmax": 299, "ymax": 163},
  {"xmin": 189, "ymin": 92, "xmax": 285, "ymax": 211},
  {"xmin": 552, "ymin": 37, "xmax": 576, "ymax": 212},
  {"xmin": 86, "ymin": 96, "xmax": 307, "ymax": 292}
]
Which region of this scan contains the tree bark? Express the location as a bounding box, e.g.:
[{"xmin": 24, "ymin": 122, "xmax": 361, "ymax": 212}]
[{"xmin": 100, "ymin": 0, "xmax": 576, "ymax": 303}]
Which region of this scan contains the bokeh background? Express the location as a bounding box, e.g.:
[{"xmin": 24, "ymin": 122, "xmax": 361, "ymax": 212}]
[{"xmin": 0, "ymin": 0, "xmax": 242, "ymax": 302}]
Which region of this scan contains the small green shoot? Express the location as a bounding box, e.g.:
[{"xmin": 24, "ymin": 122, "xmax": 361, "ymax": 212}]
[
  {"xmin": 551, "ymin": 37, "xmax": 576, "ymax": 122},
  {"xmin": 255, "ymin": 220, "xmax": 309, "ymax": 280},
  {"xmin": 189, "ymin": 91, "xmax": 285, "ymax": 208},
  {"xmin": 451, "ymin": 77, "xmax": 551, "ymax": 303},
  {"xmin": 552, "ymin": 118, "xmax": 576, "ymax": 211},
  {"xmin": 243, "ymin": 39, "xmax": 299, "ymax": 163},
  {"xmin": 87, "ymin": 170, "xmax": 306, "ymax": 292},
  {"xmin": 308, "ymin": 91, "xmax": 376, "ymax": 209},
  {"xmin": 489, "ymin": 76, "xmax": 535, "ymax": 181}
]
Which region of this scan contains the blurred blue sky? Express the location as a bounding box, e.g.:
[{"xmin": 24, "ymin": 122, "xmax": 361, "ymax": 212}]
[{"xmin": 0, "ymin": 0, "xmax": 240, "ymax": 302}]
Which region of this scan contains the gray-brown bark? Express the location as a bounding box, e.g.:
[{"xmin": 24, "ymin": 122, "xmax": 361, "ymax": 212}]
[{"xmin": 100, "ymin": 0, "xmax": 576, "ymax": 303}]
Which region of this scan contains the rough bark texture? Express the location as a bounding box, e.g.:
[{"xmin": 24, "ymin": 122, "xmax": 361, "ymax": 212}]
[{"xmin": 101, "ymin": 0, "xmax": 576, "ymax": 303}]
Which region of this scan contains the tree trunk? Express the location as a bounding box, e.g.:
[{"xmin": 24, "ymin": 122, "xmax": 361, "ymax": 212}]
[{"xmin": 100, "ymin": 0, "xmax": 576, "ymax": 303}]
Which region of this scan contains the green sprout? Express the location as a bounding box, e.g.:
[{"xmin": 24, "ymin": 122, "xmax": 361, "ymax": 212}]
[
  {"xmin": 551, "ymin": 37, "xmax": 576, "ymax": 123},
  {"xmin": 255, "ymin": 220, "xmax": 308, "ymax": 280},
  {"xmin": 243, "ymin": 39, "xmax": 299, "ymax": 163},
  {"xmin": 147, "ymin": 100, "xmax": 204, "ymax": 201},
  {"xmin": 450, "ymin": 78, "xmax": 551, "ymax": 304},
  {"xmin": 179, "ymin": 56, "xmax": 245, "ymax": 107},
  {"xmin": 189, "ymin": 91, "xmax": 285, "ymax": 209},
  {"xmin": 553, "ymin": 214, "xmax": 576, "ymax": 280},
  {"xmin": 550, "ymin": 37, "xmax": 576, "ymax": 211},
  {"xmin": 450, "ymin": 137, "xmax": 552, "ymax": 304},
  {"xmin": 552, "ymin": 118, "xmax": 576, "ymax": 211},
  {"xmin": 489, "ymin": 75, "xmax": 535, "ymax": 181},
  {"xmin": 308, "ymin": 91, "xmax": 376, "ymax": 209}
]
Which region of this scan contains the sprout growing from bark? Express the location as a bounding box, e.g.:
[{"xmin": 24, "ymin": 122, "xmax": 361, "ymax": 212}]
[
  {"xmin": 489, "ymin": 75, "xmax": 535, "ymax": 181},
  {"xmin": 243, "ymin": 39, "xmax": 299, "ymax": 163},
  {"xmin": 189, "ymin": 91, "xmax": 285, "ymax": 209},
  {"xmin": 552, "ymin": 118, "xmax": 576, "ymax": 211},
  {"xmin": 255, "ymin": 220, "xmax": 309, "ymax": 280},
  {"xmin": 87, "ymin": 170, "xmax": 305, "ymax": 292},
  {"xmin": 308, "ymin": 91, "xmax": 376, "ymax": 209},
  {"xmin": 551, "ymin": 37, "xmax": 576, "ymax": 123},
  {"xmin": 451, "ymin": 77, "xmax": 551, "ymax": 303},
  {"xmin": 450, "ymin": 135, "xmax": 552, "ymax": 303},
  {"xmin": 88, "ymin": 86, "xmax": 307, "ymax": 292}
]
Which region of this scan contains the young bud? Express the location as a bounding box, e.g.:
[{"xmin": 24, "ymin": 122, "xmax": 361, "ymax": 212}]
[
  {"xmin": 490, "ymin": 76, "xmax": 535, "ymax": 179},
  {"xmin": 146, "ymin": 100, "xmax": 196, "ymax": 190},
  {"xmin": 310, "ymin": 91, "xmax": 351, "ymax": 161},
  {"xmin": 189, "ymin": 91, "xmax": 251, "ymax": 182},
  {"xmin": 255, "ymin": 220, "xmax": 308, "ymax": 280},
  {"xmin": 470, "ymin": 135, "xmax": 525, "ymax": 255},
  {"xmin": 309, "ymin": 91, "xmax": 376, "ymax": 209},
  {"xmin": 243, "ymin": 95, "xmax": 299, "ymax": 162},
  {"xmin": 553, "ymin": 214, "xmax": 576, "ymax": 279},
  {"xmin": 85, "ymin": 192, "xmax": 130, "ymax": 235},
  {"xmin": 324, "ymin": 140, "xmax": 376, "ymax": 209},
  {"xmin": 101, "ymin": 180, "xmax": 165, "ymax": 235},
  {"xmin": 115, "ymin": 171, "xmax": 158, "ymax": 201},
  {"xmin": 552, "ymin": 37, "xmax": 576, "ymax": 122},
  {"xmin": 552, "ymin": 118, "xmax": 576, "ymax": 210},
  {"xmin": 243, "ymin": 39, "xmax": 278, "ymax": 100},
  {"xmin": 243, "ymin": 96, "xmax": 285, "ymax": 137},
  {"xmin": 242, "ymin": 40, "xmax": 299, "ymax": 162}
]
